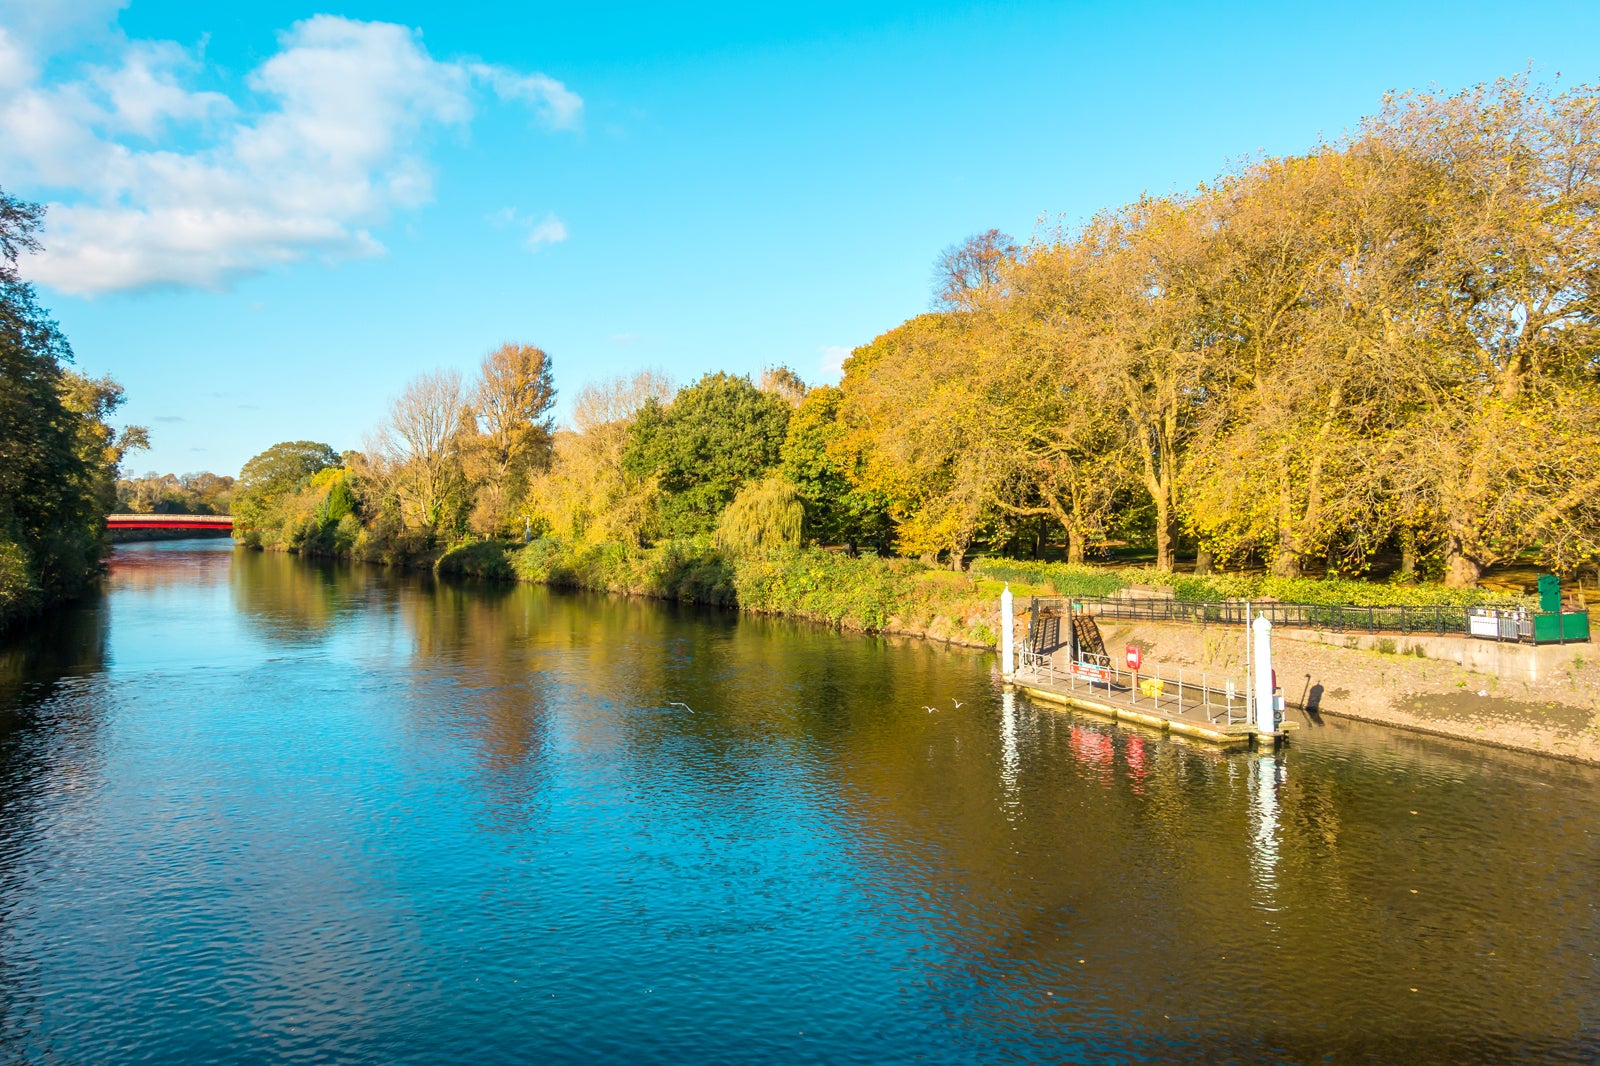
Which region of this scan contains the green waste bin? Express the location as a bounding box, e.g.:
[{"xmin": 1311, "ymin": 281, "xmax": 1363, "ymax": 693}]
[{"xmin": 1531, "ymin": 612, "xmax": 1591, "ymax": 644}]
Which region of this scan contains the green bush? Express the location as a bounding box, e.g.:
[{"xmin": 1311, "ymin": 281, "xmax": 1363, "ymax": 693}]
[
  {"xmin": 734, "ymin": 549, "xmax": 918, "ymax": 630},
  {"xmin": 0, "ymin": 535, "xmax": 37, "ymax": 629},
  {"xmin": 971, "ymin": 560, "xmax": 1125, "ymax": 598},
  {"xmin": 506, "ymin": 539, "xmax": 996, "ymax": 640},
  {"xmin": 436, "ymin": 540, "xmax": 515, "ymax": 580}
]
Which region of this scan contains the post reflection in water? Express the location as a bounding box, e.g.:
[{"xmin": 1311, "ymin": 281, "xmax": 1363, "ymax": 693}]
[
  {"xmin": 999, "ymin": 689, "xmax": 1019, "ymax": 799},
  {"xmin": 1249, "ymin": 754, "xmax": 1284, "ymax": 912},
  {"xmin": 0, "ymin": 540, "xmax": 1596, "ymax": 1064}
]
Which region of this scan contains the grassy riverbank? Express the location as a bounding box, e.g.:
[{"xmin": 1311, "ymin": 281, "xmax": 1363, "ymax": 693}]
[
  {"xmin": 420, "ymin": 536, "xmax": 1525, "ymax": 649},
  {"xmin": 436, "ymin": 537, "xmax": 1009, "ymax": 646}
]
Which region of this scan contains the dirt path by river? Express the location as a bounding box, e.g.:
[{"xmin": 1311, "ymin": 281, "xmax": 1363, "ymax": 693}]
[{"xmin": 1094, "ymin": 620, "xmax": 1600, "ymax": 765}]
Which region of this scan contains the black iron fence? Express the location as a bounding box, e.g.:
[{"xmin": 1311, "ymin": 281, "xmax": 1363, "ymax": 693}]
[{"xmin": 1029, "ymin": 596, "xmax": 1524, "ymax": 638}]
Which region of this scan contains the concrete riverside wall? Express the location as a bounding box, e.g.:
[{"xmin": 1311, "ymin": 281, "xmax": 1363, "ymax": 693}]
[{"xmin": 1274, "ymin": 628, "xmax": 1589, "ymax": 683}]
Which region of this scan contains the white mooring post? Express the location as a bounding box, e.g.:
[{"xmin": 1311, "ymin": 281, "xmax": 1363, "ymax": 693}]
[
  {"xmin": 1000, "ymin": 584, "xmax": 1016, "ymax": 679},
  {"xmin": 1251, "ymin": 614, "xmax": 1275, "ymax": 736}
]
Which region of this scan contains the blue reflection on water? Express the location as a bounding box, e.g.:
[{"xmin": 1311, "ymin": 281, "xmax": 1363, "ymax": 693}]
[{"xmin": 0, "ymin": 540, "xmax": 1596, "ymax": 1064}]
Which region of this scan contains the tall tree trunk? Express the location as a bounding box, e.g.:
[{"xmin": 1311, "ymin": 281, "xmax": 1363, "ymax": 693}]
[
  {"xmin": 1272, "ymin": 440, "xmax": 1303, "ymax": 578},
  {"xmin": 1031, "ymin": 520, "xmax": 1044, "ymax": 561},
  {"xmin": 1195, "ymin": 548, "xmax": 1214, "ymax": 575},
  {"xmin": 1398, "ymin": 528, "xmax": 1417, "ymax": 577},
  {"xmin": 1443, "ymin": 534, "xmax": 1481, "ymax": 588},
  {"xmin": 1134, "ymin": 412, "xmax": 1179, "ymax": 572},
  {"xmin": 1154, "ymin": 496, "xmax": 1177, "ymax": 571},
  {"xmin": 1066, "ymin": 527, "xmax": 1084, "ymax": 565}
]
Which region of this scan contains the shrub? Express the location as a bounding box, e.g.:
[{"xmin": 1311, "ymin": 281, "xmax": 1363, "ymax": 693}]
[
  {"xmin": 0, "ymin": 535, "xmax": 36, "ymax": 628},
  {"xmin": 436, "ymin": 540, "xmax": 514, "ymax": 580}
]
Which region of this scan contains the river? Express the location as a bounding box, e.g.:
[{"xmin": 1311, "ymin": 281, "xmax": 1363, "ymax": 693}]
[{"xmin": 0, "ymin": 540, "xmax": 1596, "ymax": 1063}]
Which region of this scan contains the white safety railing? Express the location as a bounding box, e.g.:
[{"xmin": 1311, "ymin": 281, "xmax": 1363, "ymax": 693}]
[{"xmin": 1014, "ymin": 653, "xmax": 1252, "ymax": 727}]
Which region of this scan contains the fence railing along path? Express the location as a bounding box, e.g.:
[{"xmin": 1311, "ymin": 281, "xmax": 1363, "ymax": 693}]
[{"xmin": 1032, "ymin": 595, "xmax": 1523, "ymax": 638}]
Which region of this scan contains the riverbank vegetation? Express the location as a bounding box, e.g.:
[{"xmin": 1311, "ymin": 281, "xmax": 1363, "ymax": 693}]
[
  {"xmin": 236, "ymin": 77, "xmax": 1594, "ymax": 638},
  {"xmin": 115, "ymin": 471, "xmax": 234, "ymax": 515},
  {"xmin": 0, "ymin": 190, "xmax": 144, "ymax": 633}
]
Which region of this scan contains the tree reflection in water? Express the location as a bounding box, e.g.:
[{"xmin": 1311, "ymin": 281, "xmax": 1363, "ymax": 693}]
[{"xmin": 0, "ymin": 541, "xmax": 1595, "ymax": 1063}]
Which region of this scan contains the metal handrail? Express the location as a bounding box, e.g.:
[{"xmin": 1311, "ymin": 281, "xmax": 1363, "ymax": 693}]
[
  {"xmin": 1014, "ymin": 653, "xmax": 1253, "ymax": 727},
  {"xmin": 1026, "ymin": 595, "xmax": 1523, "ymax": 638}
]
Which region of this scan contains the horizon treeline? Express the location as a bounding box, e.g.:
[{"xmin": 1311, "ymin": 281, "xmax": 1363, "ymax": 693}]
[
  {"xmin": 116, "ymin": 471, "xmax": 235, "ymax": 515},
  {"xmin": 240, "ymin": 76, "xmax": 1600, "ymax": 590}
]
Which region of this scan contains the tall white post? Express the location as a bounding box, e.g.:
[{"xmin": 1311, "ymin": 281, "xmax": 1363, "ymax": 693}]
[
  {"xmin": 1000, "ymin": 583, "xmax": 1016, "ymax": 679},
  {"xmin": 1251, "ymin": 614, "xmax": 1275, "ymax": 735}
]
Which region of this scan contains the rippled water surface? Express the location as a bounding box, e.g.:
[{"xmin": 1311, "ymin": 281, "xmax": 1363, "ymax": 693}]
[{"xmin": 1, "ymin": 541, "xmax": 1598, "ymax": 1063}]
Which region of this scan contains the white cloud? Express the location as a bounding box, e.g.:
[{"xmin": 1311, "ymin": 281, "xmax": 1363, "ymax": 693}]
[
  {"xmin": 0, "ymin": 14, "xmax": 582, "ymax": 295},
  {"xmin": 525, "ymin": 214, "xmax": 567, "ymax": 250},
  {"xmin": 0, "ymin": 28, "xmax": 37, "ymax": 93},
  {"xmin": 489, "ymin": 206, "xmax": 569, "ymax": 251},
  {"xmin": 469, "ymin": 63, "xmax": 583, "ymax": 130},
  {"xmin": 0, "ymin": 0, "xmax": 130, "ymax": 52},
  {"xmin": 820, "ymin": 344, "xmax": 851, "ymax": 380}
]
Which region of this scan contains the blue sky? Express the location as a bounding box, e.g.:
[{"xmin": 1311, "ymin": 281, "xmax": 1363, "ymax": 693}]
[{"xmin": 3, "ymin": 0, "xmax": 1598, "ymax": 476}]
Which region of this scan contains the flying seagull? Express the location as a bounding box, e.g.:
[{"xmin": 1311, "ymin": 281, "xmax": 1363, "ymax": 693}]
[
  {"xmin": 922, "ymin": 705, "xmax": 938, "ymax": 713},
  {"xmin": 667, "ymin": 701, "xmax": 694, "ymax": 713},
  {"xmin": 951, "ymin": 698, "xmax": 964, "ymax": 708}
]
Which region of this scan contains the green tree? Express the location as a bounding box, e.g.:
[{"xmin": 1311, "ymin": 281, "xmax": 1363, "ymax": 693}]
[
  {"xmin": 0, "ymin": 188, "xmax": 142, "ymax": 627},
  {"xmin": 233, "ymin": 440, "xmax": 339, "ymax": 539},
  {"xmin": 714, "ymin": 476, "xmax": 804, "ymax": 557},
  {"xmin": 622, "ymin": 372, "xmax": 791, "ymax": 538}
]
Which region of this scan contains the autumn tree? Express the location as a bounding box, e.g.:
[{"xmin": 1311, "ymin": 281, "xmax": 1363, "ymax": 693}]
[
  {"xmin": 758, "ymin": 365, "xmax": 808, "ymax": 409},
  {"xmin": 1006, "ymin": 200, "xmax": 1222, "ymax": 571},
  {"xmin": 1367, "ymin": 79, "xmax": 1600, "ymax": 585},
  {"xmin": 779, "ymin": 384, "xmax": 892, "ymax": 551},
  {"xmin": 978, "ymin": 257, "xmax": 1133, "ymax": 564},
  {"xmin": 527, "ymin": 370, "xmax": 675, "ymax": 545},
  {"xmin": 462, "ymin": 343, "xmax": 556, "ymax": 536},
  {"xmin": 1172, "ymin": 147, "xmax": 1421, "ymax": 577},
  {"xmin": 370, "ymin": 371, "xmax": 469, "ymax": 537},
  {"xmin": 838, "ymin": 314, "xmax": 1011, "ymax": 568},
  {"xmin": 934, "ymin": 229, "xmax": 1020, "ymax": 311}
]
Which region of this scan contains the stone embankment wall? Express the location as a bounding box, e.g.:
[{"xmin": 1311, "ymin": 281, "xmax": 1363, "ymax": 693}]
[{"xmin": 1087, "ymin": 619, "xmax": 1599, "ymax": 764}]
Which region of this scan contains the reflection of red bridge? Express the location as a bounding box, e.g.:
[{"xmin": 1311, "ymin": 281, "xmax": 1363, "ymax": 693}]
[{"xmin": 107, "ymin": 513, "xmax": 233, "ymax": 531}]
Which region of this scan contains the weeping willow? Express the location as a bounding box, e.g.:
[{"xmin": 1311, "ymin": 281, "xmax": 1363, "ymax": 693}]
[{"xmin": 714, "ymin": 476, "xmax": 804, "ymax": 556}]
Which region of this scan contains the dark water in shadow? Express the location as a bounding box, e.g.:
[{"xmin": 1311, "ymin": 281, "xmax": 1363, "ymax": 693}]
[{"xmin": 0, "ymin": 541, "xmax": 1597, "ymax": 1063}]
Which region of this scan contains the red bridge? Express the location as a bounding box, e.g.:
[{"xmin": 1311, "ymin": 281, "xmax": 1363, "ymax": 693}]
[{"xmin": 107, "ymin": 513, "xmax": 233, "ymax": 531}]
